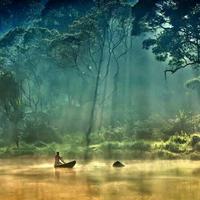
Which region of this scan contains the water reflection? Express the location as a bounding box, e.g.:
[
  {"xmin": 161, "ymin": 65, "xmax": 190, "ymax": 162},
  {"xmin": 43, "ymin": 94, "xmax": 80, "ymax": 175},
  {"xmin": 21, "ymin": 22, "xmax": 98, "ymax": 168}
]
[
  {"xmin": 0, "ymin": 159, "xmax": 200, "ymax": 200},
  {"xmin": 54, "ymin": 169, "xmax": 60, "ymax": 180}
]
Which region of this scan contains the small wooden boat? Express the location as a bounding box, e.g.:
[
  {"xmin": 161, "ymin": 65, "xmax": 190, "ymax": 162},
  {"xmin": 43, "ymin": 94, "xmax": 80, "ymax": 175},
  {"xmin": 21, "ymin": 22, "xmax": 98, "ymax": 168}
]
[{"xmin": 54, "ymin": 160, "xmax": 76, "ymax": 168}]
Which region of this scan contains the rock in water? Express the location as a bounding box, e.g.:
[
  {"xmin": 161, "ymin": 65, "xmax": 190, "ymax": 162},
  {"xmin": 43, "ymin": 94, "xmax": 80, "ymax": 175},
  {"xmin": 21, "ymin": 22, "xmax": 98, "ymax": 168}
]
[{"xmin": 113, "ymin": 161, "xmax": 125, "ymax": 167}]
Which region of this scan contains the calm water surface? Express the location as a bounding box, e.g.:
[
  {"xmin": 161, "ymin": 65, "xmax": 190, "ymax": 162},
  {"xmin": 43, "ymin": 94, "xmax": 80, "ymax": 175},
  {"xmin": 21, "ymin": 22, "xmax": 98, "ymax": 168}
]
[{"xmin": 0, "ymin": 159, "xmax": 200, "ymax": 200}]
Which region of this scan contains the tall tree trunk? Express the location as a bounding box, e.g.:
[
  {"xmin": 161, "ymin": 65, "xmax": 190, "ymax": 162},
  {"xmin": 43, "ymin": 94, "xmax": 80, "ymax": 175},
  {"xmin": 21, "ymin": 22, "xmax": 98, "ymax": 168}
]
[
  {"xmin": 98, "ymin": 76, "xmax": 108, "ymax": 131},
  {"xmin": 13, "ymin": 123, "xmax": 20, "ymax": 148},
  {"xmin": 98, "ymin": 49, "xmax": 112, "ymax": 131},
  {"xmin": 111, "ymin": 57, "xmax": 120, "ymax": 127},
  {"xmin": 85, "ymin": 51, "xmax": 103, "ymax": 159}
]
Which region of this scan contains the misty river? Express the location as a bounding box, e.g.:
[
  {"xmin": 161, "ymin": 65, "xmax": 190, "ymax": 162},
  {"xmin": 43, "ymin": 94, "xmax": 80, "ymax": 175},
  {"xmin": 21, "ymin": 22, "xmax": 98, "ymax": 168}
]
[{"xmin": 0, "ymin": 159, "xmax": 200, "ymax": 200}]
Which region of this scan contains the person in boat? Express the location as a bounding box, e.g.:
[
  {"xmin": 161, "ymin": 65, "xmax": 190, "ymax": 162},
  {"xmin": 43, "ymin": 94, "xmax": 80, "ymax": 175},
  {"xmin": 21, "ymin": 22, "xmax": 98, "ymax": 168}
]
[{"xmin": 54, "ymin": 152, "xmax": 65, "ymax": 166}]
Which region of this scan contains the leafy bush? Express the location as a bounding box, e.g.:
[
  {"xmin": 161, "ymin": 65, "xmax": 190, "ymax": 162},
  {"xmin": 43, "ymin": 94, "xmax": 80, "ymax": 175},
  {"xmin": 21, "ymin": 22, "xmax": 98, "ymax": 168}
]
[
  {"xmin": 35, "ymin": 143, "xmax": 57, "ymax": 156},
  {"xmin": 135, "ymin": 127, "xmax": 154, "ymax": 140},
  {"xmin": 191, "ymin": 134, "xmax": 200, "ymax": 147},
  {"xmin": 0, "ymin": 139, "xmax": 7, "ymax": 147},
  {"xmin": 33, "ymin": 141, "xmax": 47, "ymax": 147},
  {"xmin": 194, "ymin": 142, "xmax": 200, "ymax": 152},
  {"xmin": 127, "ymin": 115, "xmax": 168, "ymax": 140},
  {"xmin": 170, "ymin": 134, "xmax": 189, "ymax": 144},
  {"xmin": 163, "ymin": 111, "xmax": 194, "ymax": 138},
  {"xmin": 63, "ymin": 134, "xmax": 85, "ymax": 146},
  {"xmin": 127, "ymin": 120, "xmax": 154, "ymax": 140},
  {"xmin": 100, "ymin": 141, "xmax": 122, "ymax": 151},
  {"xmin": 3, "ymin": 144, "xmax": 36, "ymax": 156},
  {"xmin": 155, "ymin": 150, "xmax": 181, "ymax": 159},
  {"xmin": 164, "ymin": 142, "xmax": 182, "ymax": 153},
  {"xmin": 163, "ymin": 134, "xmax": 189, "ymax": 153},
  {"xmin": 127, "ymin": 141, "xmax": 151, "ymax": 151},
  {"xmin": 101, "ymin": 127, "xmax": 127, "ymax": 142},
  {"xmin": 190, "ymin": 152, "xmax": 200, "ymax": 160},
  {"xmin": 23, "ymin": 121, "xmax": 60, "ymax": 143}
]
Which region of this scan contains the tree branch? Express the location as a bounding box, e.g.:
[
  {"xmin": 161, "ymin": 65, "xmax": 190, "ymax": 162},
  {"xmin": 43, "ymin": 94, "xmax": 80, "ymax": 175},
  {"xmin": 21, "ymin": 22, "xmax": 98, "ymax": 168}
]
[{"xmin": 164, "ymin": 62, "xmax": 197, "ymax": 80}]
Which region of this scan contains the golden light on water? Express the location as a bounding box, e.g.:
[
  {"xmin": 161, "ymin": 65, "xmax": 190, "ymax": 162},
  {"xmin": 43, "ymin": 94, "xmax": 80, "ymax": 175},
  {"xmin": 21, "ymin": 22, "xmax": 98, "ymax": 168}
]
[{"xmin": 0, "ymin": 159, "xmax": 200, "ymax": 200}]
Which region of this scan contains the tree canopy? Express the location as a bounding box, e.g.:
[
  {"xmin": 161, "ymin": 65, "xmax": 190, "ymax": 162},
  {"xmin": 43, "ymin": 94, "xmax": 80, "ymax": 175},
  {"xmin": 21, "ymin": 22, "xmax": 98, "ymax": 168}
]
[{"xmin": 132, "ymin": 0, "xmax": 200, "ymax": 77}]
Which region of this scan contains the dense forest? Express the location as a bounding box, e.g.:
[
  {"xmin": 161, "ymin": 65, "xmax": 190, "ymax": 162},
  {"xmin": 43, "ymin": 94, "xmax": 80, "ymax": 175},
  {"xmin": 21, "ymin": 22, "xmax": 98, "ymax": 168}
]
[{"xmin": 0, "ymin": 0, "xmax": 200, "ymax": 160}]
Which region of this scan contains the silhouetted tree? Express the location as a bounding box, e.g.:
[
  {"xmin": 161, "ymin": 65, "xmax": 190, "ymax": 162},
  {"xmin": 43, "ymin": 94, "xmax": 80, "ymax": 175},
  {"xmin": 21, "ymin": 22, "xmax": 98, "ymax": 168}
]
[
  {"xmin": 132, "ymin": 0, "xmax": 200, "ymax": 77},
  {"xmin": 0, "ymin": 69, "xmax": 23, "ymax": 147}
]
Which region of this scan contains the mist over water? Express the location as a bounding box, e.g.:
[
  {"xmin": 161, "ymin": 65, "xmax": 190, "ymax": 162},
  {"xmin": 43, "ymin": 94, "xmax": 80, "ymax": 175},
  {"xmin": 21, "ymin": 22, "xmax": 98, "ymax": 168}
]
[{"xmin": 0, "ymin": 159, "xmax": 200, "ymax": 200}]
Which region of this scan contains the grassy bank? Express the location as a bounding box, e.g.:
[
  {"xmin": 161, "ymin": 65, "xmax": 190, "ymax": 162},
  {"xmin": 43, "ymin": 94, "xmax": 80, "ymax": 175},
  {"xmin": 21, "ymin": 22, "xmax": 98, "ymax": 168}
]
[{"xmin": 0, "ymin": 133, "xmax": 200, "ymax": 160}]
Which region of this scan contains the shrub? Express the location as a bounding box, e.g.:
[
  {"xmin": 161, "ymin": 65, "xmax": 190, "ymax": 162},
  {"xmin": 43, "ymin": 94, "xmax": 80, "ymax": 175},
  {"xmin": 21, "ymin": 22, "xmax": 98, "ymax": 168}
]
[
  {"xmin": 128, "ymin": 120, "xmax": 154, "ymax": 140},
  {"xmin": 163, "ymin": 134, "xmax": 189, "ymax": 153},
  {"xmin": 3, "ymin": 144, "xmax": 36, "ymax": 156},
  {"xmin": 164, "ymin": 142, "xmax": 182, "ymax": 153},
  {"xmin": 135, "ymin": 128, "xmax": 154, "ymax": 140},
  {"xmin": 63, "ymin": 134, "xmax": 85, "ymax": 146},
  {"xmin": 156, "ymin": 150, "xmax": 181, "ymax": 159},
  {"xmin": 33, "ymin": 141, "xmax": 47, "ymax": 147},
  {"xmin": 103, "ymin": 127, "xmax": 127, "ymax": 142},
  {"xmin": 190, "ymin": 152, "xmax": 200, "ymax": 160},
  {"xmin": 194, "ymin": 142, "xmax": 200, "ymax": 151},
  {"xmin": 127, "ymin": 141, "xmax": 151, "ymax": 151},
  {"xmin": 171, "ymin": 134, "xmax": 189, "ymax": 144},
  {"xmin": 163, "ymin": 111, "xmax": 194, "ymax": 138},
  {"xmin": 0, "ymin": 139, "xmax": 7, "ymax": 147},
  {"xmin": 127, "ymin": 115, "xmax": 168, "ymax": 140},
  {"xmin": 35, "ymin": 143, "xmax": 57, "ymax": 156},
  {"xmin": 100, "ymin": 141, "xmax": 122, "ymax": 151},
  {"xmin": 23, "ymin": 121, "xmax": 61, "ymax": 144},
  {"xmin": 191, "ymin": 134, "xmax": 200, "ymax": 147}
]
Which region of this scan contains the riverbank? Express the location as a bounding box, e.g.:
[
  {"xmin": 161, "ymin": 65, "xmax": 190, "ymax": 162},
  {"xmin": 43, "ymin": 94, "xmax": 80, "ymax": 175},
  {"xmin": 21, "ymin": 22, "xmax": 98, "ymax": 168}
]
[{"xmin": 0, "ymin": 133, "xmax": 200, "ymax": 160}]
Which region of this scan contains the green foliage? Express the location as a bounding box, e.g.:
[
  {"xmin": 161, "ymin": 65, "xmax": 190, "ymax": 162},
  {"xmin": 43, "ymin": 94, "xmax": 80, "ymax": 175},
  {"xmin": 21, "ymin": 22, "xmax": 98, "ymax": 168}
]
[
  {"xmin": 63, "ymin": 134, "xmax": 86, "ymax": 146},
  {"xmin": 164, "ymin": 142, "xmax": 185, "ymax": 154},
  {"xmin": 162, "ymin": 111, "xmax": 194, "ymax": 138},
  {"xmin": 0, "ymin": 69, "xmax": 24, "ymax": 147},
  {"xmin": 132, "ymin": 0, "xmax": 200, "ymax": 74},
  {"xmin": 190, "ymin": 152, "xmax": 200, "ymax": 160},
  {"xmin": 127, "ymin": 116, "xmax": 166, "ymax": 140},
  {"xmin": 142, "ymin": 38, "xmax": 157, "ymax": 50},
  {"xmin": 1, "ymin": 0, "xmax": 200, "ymax": 160},
  {"xmin": 0, "ymin": 69, "xmax": 21, "ymax": 115},
  {"xmin": 0, "ymin": 139, "xmax": 9, "ymax": 147},
  {"xmin": 0, "ymin": 142, "xmax": 57, "ymax": 157},
  {"xmin": 101, "ymin": 127, "xmax": 127, "ymax": 142},
  {"xmin": 191, "ymin": 134, "xmax": 200, "ymax": 147},
  {"xmin": 35, "ymin": 143, "xmax": 57, "ymax": 156},
  {"xmin": 33, "ymin": 141, "xmax": 48, "ymax": 147},
  {"xmin": 100, "ymin": 141, "xmax": 122, "ymax": 152},
  {"xmin": 3, "ymin": 145, "xmax": 36, "ymax": 156},
  {"xmin": 185, "ymin": 78, "xmax": 200, "ymax": 90},
  {"xmin": 155, "ymin": 150, "xmax": 181, "ymax": 160},
  {"xmin": 169, "ymin": 134, "xmax": 189, "ymax": 145},
  {"xmin": 162, "ymin": 134, "xmax": 190, "ymax": 153},
  {"xmin": 23, "ymin": 113, "xmax": 61, "ymax": 144},
  {"xmin": 133, "ymin": 122, "xmax": 154, "ymax": 140},
  {"xmin": 127, "ymin": 141, "xmax": 151, "ymax": 151},
  {"xmin": 193, "ymin": 142, "xmax": 200, "ymax": 152}
]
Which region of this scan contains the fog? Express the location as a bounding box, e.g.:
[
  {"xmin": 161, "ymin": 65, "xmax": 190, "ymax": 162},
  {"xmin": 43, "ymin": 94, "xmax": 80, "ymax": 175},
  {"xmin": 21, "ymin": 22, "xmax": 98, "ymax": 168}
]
[{"xmin": 0, "ymin": 0, "xmax": 200, "ymax": 160}]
